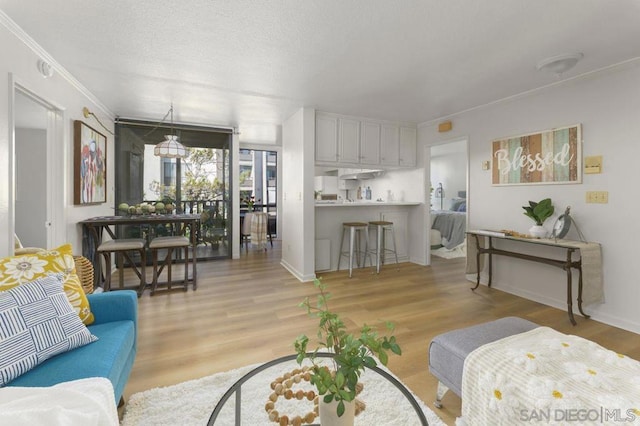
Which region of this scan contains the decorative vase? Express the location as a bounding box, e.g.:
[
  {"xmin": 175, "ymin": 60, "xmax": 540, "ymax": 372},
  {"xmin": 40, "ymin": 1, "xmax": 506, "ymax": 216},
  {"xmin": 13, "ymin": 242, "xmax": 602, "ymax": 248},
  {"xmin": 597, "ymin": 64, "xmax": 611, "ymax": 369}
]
[
  {"xmin": 528, "ymin": 225, "xmax": 547, "ymax": 238},
  {"xmin": 319, "ymin": 398, "xmax": 355, "ymax": 426}
]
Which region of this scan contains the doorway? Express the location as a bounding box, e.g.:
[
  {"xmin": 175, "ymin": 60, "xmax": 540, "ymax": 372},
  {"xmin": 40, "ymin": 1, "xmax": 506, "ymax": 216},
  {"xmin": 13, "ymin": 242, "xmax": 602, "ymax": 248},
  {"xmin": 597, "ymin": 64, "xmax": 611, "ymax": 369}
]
[
  {"xmin": 428, "ymin": 139, "xmax": 469, "ymax": 261},
  {"xmin": 238, "ymin": 148, "xmax": 278, "ymax": 254},
  {"xmin": 13, "ymin": 89, "xmax": 53, "ymax": 249},
  {"xmin": 115, "ymin": 120, "xmax": 233, "ymax": 260}
]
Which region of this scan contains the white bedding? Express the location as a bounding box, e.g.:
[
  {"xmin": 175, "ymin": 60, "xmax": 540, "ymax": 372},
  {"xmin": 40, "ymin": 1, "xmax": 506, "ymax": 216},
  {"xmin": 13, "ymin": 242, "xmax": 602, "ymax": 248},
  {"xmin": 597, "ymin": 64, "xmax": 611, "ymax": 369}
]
[{"xmin": 431, "ymin": 210, "xmax": 466, "ymax": 249}]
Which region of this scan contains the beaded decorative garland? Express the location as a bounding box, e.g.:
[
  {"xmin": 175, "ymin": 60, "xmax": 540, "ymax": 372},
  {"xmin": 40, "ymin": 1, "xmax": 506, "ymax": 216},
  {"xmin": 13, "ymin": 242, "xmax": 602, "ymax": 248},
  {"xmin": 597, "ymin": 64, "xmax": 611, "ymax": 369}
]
[
  {"xmin": 265, "ymin": 366, "xmax": 365, "ymax": 426},
  {"xmin": 265, "ymin": 366, "xmax": 317, "ymax": 426}
]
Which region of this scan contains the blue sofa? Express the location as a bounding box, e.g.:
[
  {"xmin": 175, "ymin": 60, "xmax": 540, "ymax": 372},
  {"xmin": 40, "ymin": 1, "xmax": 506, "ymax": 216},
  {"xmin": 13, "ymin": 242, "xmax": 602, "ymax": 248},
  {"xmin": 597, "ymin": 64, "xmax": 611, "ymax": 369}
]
[{"xmin": 7, "ymin": 290, "xmax": 138, "ymax": 404}]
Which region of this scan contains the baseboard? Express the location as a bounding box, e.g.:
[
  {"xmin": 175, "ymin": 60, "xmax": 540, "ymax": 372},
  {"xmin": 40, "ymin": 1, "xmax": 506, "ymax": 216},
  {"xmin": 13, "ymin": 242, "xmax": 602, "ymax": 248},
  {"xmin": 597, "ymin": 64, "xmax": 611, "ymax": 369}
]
[
  {"xmin": 478, "ymin": 279, "xmax": 640, "ymax": 335},
  {"xmin": 280, "ymin": 259, "xmax": 315, "ymax": 282}
]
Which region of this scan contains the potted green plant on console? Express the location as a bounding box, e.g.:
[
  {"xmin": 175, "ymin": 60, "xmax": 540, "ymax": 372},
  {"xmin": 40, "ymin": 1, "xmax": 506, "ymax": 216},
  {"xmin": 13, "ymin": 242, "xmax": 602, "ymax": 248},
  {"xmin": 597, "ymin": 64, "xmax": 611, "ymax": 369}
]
[
  {"xmin": 522, "ymin": 198, "xmax": 554, "ymax": 238},
  {"xmin": 294, "ymin": 278, "xmax": 401, "ymax": 425}
]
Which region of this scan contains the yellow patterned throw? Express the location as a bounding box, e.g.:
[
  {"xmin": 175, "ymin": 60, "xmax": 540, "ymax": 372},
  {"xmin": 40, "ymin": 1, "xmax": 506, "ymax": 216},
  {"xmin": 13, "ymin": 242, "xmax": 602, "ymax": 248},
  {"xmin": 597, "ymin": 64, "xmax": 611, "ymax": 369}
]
[{"xmin": 0, "ymin": 243, "xmax": 94, "ymax": 325}]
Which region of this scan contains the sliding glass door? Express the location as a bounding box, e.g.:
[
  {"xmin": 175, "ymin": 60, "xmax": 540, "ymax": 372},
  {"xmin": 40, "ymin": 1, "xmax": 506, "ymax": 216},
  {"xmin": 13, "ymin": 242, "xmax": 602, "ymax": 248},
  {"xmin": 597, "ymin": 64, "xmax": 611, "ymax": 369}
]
[{"xmin": 115, "ymin": 120, "xmax": 232, "ymax": 260}]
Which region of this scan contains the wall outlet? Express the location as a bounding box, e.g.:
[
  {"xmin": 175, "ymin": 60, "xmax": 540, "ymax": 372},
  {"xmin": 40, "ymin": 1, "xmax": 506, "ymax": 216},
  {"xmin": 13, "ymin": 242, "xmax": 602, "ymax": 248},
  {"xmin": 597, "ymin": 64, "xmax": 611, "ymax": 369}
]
[{"xmin": 586, "ymin": 191, "xmax": 608, "ymax": 203}]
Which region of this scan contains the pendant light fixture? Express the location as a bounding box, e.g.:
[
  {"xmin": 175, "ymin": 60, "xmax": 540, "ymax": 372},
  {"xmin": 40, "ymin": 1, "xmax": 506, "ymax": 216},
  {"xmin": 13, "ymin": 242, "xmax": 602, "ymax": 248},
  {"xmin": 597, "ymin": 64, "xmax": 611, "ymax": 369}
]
[{"xmin": 154, "ymin": 104, "xmax": 188, "ymax": 158}]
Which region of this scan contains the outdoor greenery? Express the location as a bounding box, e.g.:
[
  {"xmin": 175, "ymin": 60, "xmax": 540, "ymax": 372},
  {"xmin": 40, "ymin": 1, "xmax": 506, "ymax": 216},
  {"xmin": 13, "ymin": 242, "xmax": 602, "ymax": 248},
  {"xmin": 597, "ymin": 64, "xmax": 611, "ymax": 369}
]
[
  {"xmin": 294, "ymin": 279, "xmax": 401, "ymax": 417},
  {"xmin": 183, "ymin": 149, "xmax": 226, "ymax": 201},
  {"xmin": 148, "ymin": 148, "xmax": 226, "ymax": 202}
]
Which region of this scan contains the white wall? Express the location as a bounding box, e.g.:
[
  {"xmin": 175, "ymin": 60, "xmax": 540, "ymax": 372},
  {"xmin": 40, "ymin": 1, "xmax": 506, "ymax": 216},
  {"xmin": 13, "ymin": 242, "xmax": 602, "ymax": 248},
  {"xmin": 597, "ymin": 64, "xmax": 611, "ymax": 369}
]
[
  {"xmin": 281, "ymin": 107, "xmax": 316, "ymax": 281},
  {"xmin": 419, "ymin": 61, "xmax": 640, "ymax": 333},
  {"xmin": 0, "ymin": 19, "xmax": 114, "ymax": 257}
]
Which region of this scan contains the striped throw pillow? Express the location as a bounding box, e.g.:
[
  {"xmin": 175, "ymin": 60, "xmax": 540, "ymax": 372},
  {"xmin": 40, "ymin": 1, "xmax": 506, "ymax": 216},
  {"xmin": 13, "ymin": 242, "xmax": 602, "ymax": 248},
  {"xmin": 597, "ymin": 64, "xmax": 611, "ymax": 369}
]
[{"xmin": 0, "ymin": 274, "xmax": 98, "ymax": 386}]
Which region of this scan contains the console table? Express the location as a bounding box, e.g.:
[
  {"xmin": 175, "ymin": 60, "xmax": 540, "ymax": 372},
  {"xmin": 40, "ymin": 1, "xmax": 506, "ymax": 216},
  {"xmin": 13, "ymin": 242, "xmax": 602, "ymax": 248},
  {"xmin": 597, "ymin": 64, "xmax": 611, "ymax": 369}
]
[{"xmin": 467, "ymin": 231, "xmax": 602, "ymax": 325}]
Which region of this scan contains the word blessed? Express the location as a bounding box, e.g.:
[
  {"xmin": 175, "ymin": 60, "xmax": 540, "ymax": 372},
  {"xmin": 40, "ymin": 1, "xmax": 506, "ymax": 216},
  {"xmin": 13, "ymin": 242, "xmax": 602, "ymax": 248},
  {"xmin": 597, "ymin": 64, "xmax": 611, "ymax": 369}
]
[
  {"xmin": 520, "ymin": 407, "xmax": 638, "ymax": 423},
  {"xmin": 494, "ymin": 144, "xmax": 574, "ymax": 175}
]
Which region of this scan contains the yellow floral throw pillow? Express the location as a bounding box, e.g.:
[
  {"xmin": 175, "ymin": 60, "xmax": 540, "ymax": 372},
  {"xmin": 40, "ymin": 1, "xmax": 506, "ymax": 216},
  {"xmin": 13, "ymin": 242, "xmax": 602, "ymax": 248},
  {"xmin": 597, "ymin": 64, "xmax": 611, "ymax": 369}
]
[{"xmin": 0, "ymin": 243, "xmax": 94, "ymax": 325}]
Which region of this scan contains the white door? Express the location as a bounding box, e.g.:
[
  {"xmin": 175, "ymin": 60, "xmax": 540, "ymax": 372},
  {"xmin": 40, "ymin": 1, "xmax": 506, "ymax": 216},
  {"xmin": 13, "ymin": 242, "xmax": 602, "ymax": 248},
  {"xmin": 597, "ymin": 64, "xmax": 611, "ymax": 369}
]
[{"xmin": 14, "ymin": 90, "xmax": 50, "ymax": 249}]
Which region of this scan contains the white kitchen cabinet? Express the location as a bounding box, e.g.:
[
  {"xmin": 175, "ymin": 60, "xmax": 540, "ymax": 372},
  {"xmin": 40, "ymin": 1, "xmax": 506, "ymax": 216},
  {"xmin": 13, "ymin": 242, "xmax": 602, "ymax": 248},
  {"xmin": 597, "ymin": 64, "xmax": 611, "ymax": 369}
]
[
  {"xmin": 315, "ymin": 112, "xmax": 416, "ymax": 168},
  {"xmin": 380, "ymin": 124, "xmax": 400, "ymax": 166},
  {"xmin": 399, "ymin": 127, "xmax": 417, "ymax": 167},
  {"xmin": 338, "ymin": 118, "xmax": 360, "ymax": 163},
  {"xmin": 315, "ymin": 114, "xmax": 338, "ymax": 163},
  {"xmin": 360, "ymin": 121, "xmax": 381, "ymax": 165}
]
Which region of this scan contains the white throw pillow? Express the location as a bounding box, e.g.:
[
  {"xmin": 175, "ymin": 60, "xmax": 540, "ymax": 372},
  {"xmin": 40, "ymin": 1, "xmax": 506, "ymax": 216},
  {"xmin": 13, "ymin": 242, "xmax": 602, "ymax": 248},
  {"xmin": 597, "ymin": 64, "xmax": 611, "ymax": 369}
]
[{"xmin": 0, "ymin": 274, "xmax": 98, "ymax": 386}]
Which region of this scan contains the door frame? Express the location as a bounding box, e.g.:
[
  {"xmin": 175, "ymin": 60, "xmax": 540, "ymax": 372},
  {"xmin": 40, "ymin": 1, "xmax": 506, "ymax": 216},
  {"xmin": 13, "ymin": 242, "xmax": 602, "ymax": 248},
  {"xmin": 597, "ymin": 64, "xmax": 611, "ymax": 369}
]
[
  {"xmin": 424, "ymin": 136, "xmax": 470, "ymax": 264},
  {"xmin": 10, "ymin": 75, "xmax": 65, "ymax": 252}
]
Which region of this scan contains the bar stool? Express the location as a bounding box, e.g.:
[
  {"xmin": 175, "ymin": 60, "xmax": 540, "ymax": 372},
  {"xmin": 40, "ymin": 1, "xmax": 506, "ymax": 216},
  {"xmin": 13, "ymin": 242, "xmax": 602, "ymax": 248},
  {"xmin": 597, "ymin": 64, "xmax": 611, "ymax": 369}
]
[
  {"xmin": 367, "ymin": 221, "xmax": 399, "ymax": 273},
  {"xmin": 96, "ymin": 238, "xmax": 147, "ymax": 295},
  {"xmin": 148, "ymin": 236, "xmax": 192, "ymax": 295},
  {"xmin": 337, "ymin": 222, "xmax": 369, "ymax": 278}
]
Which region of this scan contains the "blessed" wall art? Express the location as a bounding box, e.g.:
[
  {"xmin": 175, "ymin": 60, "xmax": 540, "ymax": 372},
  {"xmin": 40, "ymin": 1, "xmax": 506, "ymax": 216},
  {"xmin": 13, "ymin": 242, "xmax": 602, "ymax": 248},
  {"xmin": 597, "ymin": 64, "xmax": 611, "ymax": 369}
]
[{"xmin": 492, "ymin": 124, "xmax": 581, "ymax": 186}]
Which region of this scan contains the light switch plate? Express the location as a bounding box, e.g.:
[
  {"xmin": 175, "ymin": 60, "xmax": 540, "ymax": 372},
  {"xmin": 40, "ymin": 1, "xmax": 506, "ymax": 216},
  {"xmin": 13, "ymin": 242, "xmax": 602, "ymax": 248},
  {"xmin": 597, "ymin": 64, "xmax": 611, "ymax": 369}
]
[
  {"xmin": 482, "ymin": 160, "xmax": 491, "ymax": 170},
  {"xmin": 584, "ymin": 155, "xmax": 603, "ymax": 174},
  {"xmin": 586, "ymin": 191, "xmax": 608, "ymax": 203}
]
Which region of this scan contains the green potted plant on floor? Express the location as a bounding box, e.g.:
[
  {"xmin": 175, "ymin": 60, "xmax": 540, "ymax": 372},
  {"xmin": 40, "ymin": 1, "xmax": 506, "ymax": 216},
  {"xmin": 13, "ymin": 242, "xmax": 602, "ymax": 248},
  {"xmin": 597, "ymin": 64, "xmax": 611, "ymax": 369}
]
[
  {"xmin": 522, "ymin": 198, "xmax": 554, "ymax": 238},
  {"xmin": 294, "ymin": 278, "xmax": 401, "ymax": 424},
  {"xmin": 201, "ymin": 208, "xmax": 226, "ymax": 249}
]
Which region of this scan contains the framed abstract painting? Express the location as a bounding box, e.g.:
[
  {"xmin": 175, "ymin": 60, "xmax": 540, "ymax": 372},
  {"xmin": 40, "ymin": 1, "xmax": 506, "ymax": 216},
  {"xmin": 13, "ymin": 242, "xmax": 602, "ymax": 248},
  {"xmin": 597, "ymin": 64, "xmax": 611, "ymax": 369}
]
[
  {"xmin": 491, "ymin": 124, "xmax": 581, "ymax": 186},
  {"xmin": 74, "ymin": 120, "xmax": 107, "ymax": 204}
]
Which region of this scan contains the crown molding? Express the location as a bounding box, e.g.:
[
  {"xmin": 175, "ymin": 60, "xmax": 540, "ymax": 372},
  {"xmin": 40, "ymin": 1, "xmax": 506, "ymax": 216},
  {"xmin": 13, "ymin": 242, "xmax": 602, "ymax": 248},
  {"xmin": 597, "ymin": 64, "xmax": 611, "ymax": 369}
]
[
  {"xmin": 419, "ymin": 56, "xmax": 640, "ymax": 128},
  {"xmin": 0, "ymin": 10, "xmax": 115, "ymax": 119}
]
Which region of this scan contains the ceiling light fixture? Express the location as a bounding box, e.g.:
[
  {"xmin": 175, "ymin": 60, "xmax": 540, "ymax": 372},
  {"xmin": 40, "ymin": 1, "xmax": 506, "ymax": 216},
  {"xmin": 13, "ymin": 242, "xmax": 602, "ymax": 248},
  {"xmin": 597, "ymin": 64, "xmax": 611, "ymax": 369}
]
[
  {"xmin": 153, "ymin": 104, "xmax": 188, "ymax": 159},
  {"xmin": 536, "ymin": 53, "xmax": 584, "ymax": 75}
]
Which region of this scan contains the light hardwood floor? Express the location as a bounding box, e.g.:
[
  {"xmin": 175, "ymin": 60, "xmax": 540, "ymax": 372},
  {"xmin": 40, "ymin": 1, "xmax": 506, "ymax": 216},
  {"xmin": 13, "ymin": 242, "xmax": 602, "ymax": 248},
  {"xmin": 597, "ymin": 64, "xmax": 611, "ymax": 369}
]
[{"xmin": 123, "ymin": 242, "xmax": 640, "ymax": 425}]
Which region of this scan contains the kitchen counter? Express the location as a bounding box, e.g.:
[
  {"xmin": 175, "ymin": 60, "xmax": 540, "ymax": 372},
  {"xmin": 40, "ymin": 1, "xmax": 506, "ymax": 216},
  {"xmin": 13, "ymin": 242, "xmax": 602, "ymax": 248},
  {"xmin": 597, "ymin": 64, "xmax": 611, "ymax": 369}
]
[
  {"xmin": 315, "ymin": 202, "xmax": 423, "ymax": 273},
  {"xmin": 315, "ymin": 201, "xmax": 422, "ymax": 207}
]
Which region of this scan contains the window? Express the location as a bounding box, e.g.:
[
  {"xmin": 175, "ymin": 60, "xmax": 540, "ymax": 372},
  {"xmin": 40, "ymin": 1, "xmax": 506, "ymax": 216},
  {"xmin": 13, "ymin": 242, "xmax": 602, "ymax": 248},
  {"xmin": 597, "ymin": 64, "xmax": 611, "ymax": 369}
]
[{"xmin": 115, "ymin": 120, "xmax": 232, "ymax": 260}]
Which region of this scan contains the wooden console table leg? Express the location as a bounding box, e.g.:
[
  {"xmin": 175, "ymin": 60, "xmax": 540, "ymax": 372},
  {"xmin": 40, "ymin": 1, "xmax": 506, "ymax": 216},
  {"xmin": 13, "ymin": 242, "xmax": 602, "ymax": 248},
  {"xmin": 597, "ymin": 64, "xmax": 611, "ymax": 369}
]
[
  {"xmin": 473, "ymin": 234, "xmax": 481, "ymax": 290},
  {"xmin": 487, "ymin": 237, "xmax": 493, "ymax": 288},
  {"xmin": 566, "ymin": 250, "xmax": 576, "ymax": 326},
  {"xmin": 576, "ymin": 264, "xmax": 590, "ymax": 319}
]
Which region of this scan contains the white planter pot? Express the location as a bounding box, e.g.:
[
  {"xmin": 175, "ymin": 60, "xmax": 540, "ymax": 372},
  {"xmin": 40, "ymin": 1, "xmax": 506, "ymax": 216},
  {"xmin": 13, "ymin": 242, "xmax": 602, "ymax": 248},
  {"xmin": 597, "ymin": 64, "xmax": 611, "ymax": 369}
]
[
  {"xmin": 319, "ymin": 398, "xmax": 355, "ymax": 426},
  {"xmin": 529, "ymin": 225, "xmax": 547, "ymax": 239}
]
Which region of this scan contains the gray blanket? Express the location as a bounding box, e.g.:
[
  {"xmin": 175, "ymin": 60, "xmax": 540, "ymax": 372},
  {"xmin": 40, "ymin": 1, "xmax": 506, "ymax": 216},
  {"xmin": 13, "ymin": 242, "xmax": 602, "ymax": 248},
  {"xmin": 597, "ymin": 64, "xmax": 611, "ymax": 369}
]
[{"xmin": 431, "ymin": 210, "xmax": 466, "ymax": 249}]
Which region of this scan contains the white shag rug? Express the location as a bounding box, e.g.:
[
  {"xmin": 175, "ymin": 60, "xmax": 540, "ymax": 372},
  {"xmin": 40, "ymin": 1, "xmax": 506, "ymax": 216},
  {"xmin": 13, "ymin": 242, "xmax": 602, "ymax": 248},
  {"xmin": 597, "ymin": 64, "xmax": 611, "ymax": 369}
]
[{"xmin": 121, "ymin": 357, "xmax": 446, "ymax": 426}]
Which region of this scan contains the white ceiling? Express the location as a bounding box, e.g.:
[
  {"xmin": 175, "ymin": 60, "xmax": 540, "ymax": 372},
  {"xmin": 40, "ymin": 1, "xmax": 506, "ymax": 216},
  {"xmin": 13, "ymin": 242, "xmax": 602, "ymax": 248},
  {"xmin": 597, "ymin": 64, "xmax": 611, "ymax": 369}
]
[{"xmin": 2, "ymin": 0, "xmax": 640, "ymax": 139}]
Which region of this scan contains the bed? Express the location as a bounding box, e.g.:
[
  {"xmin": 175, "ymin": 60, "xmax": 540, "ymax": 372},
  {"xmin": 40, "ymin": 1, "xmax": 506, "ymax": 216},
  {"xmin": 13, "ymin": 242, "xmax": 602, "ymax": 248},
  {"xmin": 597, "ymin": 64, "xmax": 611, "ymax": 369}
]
[{"xmin": 431, "ymin": 197, "xmax": 466, "ymax": 249}]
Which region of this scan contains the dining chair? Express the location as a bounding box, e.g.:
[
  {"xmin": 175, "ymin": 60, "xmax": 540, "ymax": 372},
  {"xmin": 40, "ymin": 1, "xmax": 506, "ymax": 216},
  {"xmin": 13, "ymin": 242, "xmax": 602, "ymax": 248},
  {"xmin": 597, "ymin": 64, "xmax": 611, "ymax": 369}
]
[
  {"xmin": 96, "ymin": 238, "xmax": 147, "ymax": 295},
  {"xmin": 241, "ymin": 212, "xmax": 269, "ymax": 252},
  {"xmin": 148, "ymin": 235, "xmax": 192, "ymax": 295}
]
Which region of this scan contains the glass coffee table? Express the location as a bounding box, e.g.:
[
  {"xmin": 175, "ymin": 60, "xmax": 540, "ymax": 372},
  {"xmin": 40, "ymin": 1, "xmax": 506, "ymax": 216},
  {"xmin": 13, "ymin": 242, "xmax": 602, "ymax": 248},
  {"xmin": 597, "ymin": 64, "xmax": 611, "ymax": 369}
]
[{"xmin": 208, "ymin": 353, "xmax": 429, "ymax": 425}]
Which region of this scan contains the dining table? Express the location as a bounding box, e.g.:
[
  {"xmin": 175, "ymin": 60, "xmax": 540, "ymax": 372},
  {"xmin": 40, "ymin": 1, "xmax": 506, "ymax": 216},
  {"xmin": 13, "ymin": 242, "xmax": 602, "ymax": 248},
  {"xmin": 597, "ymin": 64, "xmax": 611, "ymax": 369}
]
[{"xmin": 79, "ymin": 214, "xmax": 200, "ymax": 290}]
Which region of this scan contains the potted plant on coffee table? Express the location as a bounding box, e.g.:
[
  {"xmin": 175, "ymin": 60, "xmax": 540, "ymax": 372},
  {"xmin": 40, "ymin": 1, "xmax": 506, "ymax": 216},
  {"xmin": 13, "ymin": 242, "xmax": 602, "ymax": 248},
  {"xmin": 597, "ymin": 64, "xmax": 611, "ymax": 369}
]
[
  {"xmin": 522, "ymin": 198, "xmax": 554, "ymax": 238},
  {"xmin": 294, "ymin": 278, "xmax": 401, "ymax": 425}
]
